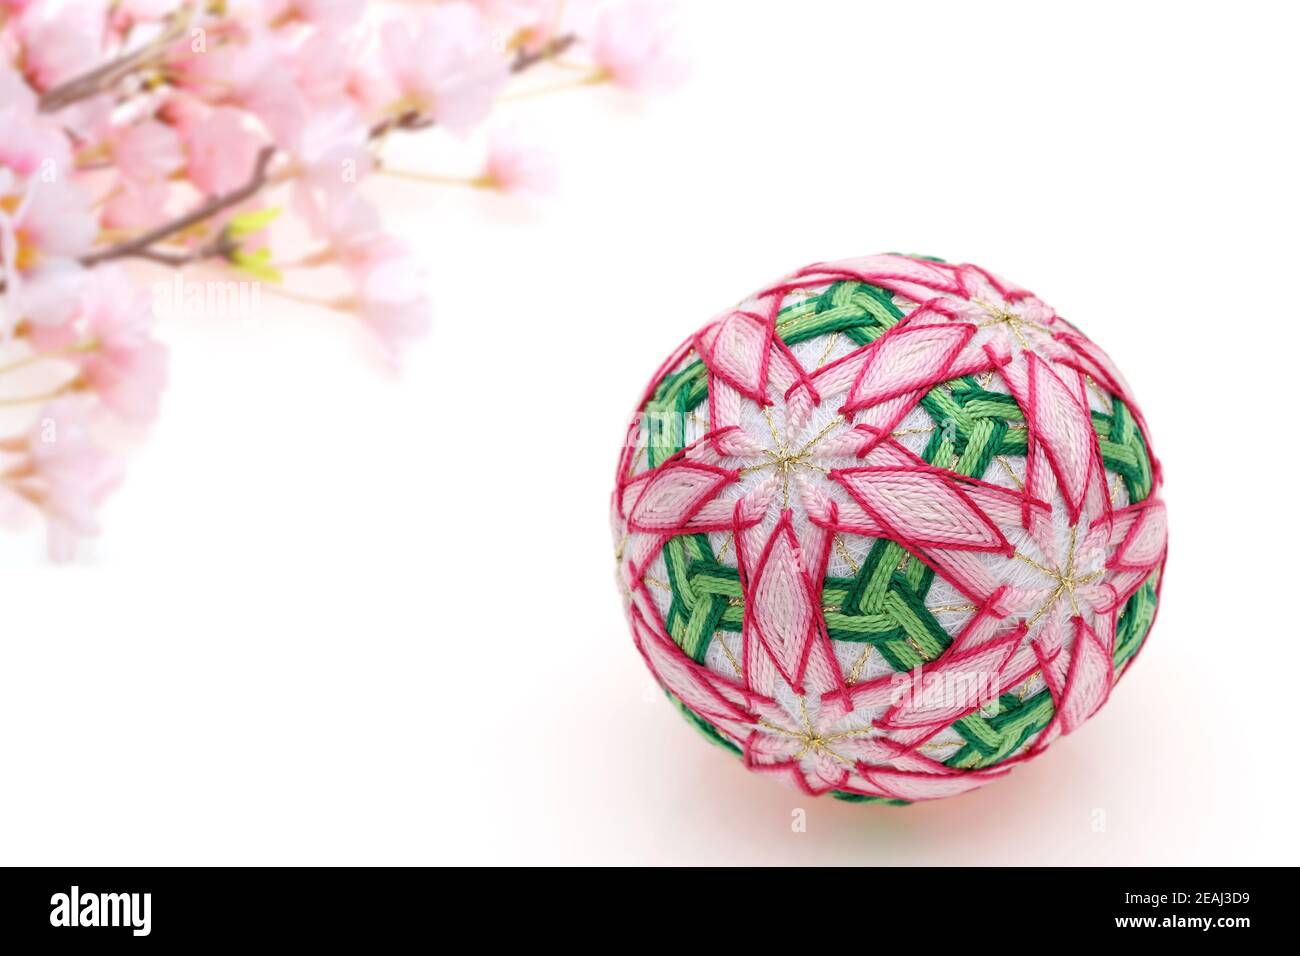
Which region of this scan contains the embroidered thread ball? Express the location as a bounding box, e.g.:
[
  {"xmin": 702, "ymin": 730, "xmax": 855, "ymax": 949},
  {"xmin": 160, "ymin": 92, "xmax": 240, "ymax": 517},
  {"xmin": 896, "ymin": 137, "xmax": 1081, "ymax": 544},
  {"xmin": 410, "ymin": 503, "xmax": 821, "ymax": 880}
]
[{"xmin": 611, "ymin": 254, "xmax": 1167, "ymax": 804}]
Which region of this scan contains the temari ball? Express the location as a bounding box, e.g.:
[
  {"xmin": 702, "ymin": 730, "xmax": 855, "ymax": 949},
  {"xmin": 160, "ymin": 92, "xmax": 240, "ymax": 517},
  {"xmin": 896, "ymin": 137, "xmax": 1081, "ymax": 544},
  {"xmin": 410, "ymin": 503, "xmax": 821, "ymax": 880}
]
[{"xmin": 610, "ymin": 254, "xmax": 1167, "ymax": 804}]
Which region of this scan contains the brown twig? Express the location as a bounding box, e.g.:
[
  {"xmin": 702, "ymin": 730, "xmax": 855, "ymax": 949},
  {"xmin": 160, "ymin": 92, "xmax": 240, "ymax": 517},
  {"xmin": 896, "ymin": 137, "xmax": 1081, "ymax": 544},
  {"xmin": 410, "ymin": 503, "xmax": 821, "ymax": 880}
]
[
  {"xmin": 37, "ymin": 7, "xmax": 194, "ymax": 114},
  {"xmin": 511, "ymin": 34, "xmax": 577, "ymax": 73},
  {"xmin": 367, "ymin": 34, "xmax": 578, "ymax": 139},
  {"xmin": 367, "ymin": 110, "xmax": 434, "ymax": 141},
  {"xmin": 79, "ymin": 146, "xmax": 275, "ymax": 267}
]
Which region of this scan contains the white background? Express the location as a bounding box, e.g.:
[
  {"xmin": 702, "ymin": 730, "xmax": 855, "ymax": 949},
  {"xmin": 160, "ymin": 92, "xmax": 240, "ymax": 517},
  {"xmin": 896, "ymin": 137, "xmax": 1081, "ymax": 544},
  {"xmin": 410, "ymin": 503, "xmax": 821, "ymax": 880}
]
[{"xmin": 2, "ymin": 0, "xmax": 1298, "ymax": 864}]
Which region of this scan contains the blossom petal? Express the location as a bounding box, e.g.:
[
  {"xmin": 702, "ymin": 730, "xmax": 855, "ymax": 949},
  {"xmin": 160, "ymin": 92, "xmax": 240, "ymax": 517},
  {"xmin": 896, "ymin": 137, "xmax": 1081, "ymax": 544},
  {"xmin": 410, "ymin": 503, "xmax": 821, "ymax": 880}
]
[{"xmin": 831, "ymin": 466, "xmax": 1010, "ymax": 552}]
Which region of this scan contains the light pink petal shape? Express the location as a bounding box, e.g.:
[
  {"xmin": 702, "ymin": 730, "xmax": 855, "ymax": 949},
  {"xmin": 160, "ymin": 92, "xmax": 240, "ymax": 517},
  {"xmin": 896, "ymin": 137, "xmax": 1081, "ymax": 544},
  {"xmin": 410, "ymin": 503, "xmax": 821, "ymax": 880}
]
[
  {"xmin": 804, "ymin": 749, "xmax": 849, "ymax": 790},
  {"xmin": 1108, "ymin": 499, "xmax": 1168, "ymax": 570},
  {"xmin": 631, "ymin": 606, "xmax": 757, "ymax": 726},
  {"xmin": 710, "ymin": 424, "xmax": 768, "ymax": 458},
  {"xmin": 695, "ymin": 309, "xmax": 772, "ymax": 402},
  {"xmin": 796, "ymin": 474, "xmax": 886, "ymax": 538},
  {"xmin": 1021, "ymin": 442, "xmax": 1060, "ymax": 557},
  {"xmin": 1088, "ymin": 499, "xmax": 1167, "ymax": 610},
  {"xmin": 1055, "ymin": 616, "xmax": 1113, "ymax": 733},
  {"xmin": 971, "ymin": 487, "xmax": 1049, "ymax": 535},
  {"xmin": 1054, "ymin": 330, "xmax": 1136, "ymax": 406},
  {"xmin": 842, "ymin": 322, "xmax": 974, "ymax": 412},
  {"xmin": 706, "ymin": 377, "xmax": 748, "ymax": 440},
  {"xmin": 959, "ymin": 262, "xmax": 1040, "ymax": 304},
  {"xmin": 744, "ymin": 516, "xmax": 819, "ymax": 694},
  {"xmin": 1006, "ymin": 353, "xmax": 1101, "ymax": 523},
  {"xmin": 738, "ymin": 514, "xmax": 848, "ymax": 703},
  {"xmin": 798, "ymin": 343, "xmax": 875, "ymax": 416},
  {"xmin": 745, "ymin": 729, "xmax": 805, "ymax": 765},
  {"xmin": 878, "ymin": 631, "xmax": 1021, "ymax": 731},
  {"xmin": 687, "ymin": 476, "xmax": 777, "ymax": 532},
  {"xmin": 743, "ymin": 748, "xmax": 843, "ymax": 796},
  {"xmin": 832, "ymin": 396, "xmax": 921, "ymax": 458},
  {"xmin": 832, "ymin": 468, "xmax": 1010, "ymax": 552},
  {"xmin": 767, "ymin": 338, "xmax": 821, "ymax": 421},
  {"xmin": 916, "ymin": 547, "xmax": 1008, "ymax": 606},
  {"xmin": 1002, "ymin": 584, "xmax": 1058, "ymax": 621},
  {"xmin": 857, "ymin": 765, "xmax": 1008, "ymax": 801},
  {"xmin": 1031, "ymin": 606, "xmax": 1071, "ymax": 696},
  {"xmin": 831, "ymin": 668, "xmax": 902, "ymax": 716},
  {"xmin": 742, "ymin": 638, "xmax": 781, "ymax": 704},
  {"xmin": 626, "ymin": 460, "xmax": 737, "ymax": 532},
  {"xmin": 809, "ymin": 428, "xmax": 879, "ymax": 461},
  {"xmin": 830, "ymin": 614, "xmax": 1024, "ymax": 719},
  {"xmin": 793, "ymin": 254, "xmax": 965, "ymax": 303},
  {"xmin": 937, "ymin": 589, "xmax": 1018, "ymax": 657}
]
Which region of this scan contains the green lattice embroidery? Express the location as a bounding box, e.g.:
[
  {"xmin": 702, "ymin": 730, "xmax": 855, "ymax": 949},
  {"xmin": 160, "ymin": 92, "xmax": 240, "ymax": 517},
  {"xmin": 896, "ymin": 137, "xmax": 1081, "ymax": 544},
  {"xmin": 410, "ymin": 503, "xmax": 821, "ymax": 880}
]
[
  {"xmin": 775, "ymin": 280, "xmax": 904, "ymax": 346},
  {"xmin": 1095, "ymin": 398, "xmax": 1155, "ymax": 503},
  {"xmin": 946, "ymin": 691, "xmax": 1056, "ymax": 770},
  {"xmin": 642, "ymin": 360, "xmax": 708, "ymax": 470},
  {"xmin": 1114, "ymin": 568, "xmax": 1161, "ymax": 674},
  {"xmin": 831, "ymin": 791, "xmax": 912, "ymax": 807},
  {"xmin": 661, "ymin": 536, "xmax": 738, "ymax": 662}
]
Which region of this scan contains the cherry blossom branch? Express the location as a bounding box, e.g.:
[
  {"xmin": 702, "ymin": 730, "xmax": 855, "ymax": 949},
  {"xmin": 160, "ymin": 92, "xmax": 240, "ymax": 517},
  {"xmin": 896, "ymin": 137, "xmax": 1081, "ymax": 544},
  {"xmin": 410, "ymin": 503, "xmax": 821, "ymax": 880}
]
[
  {"xmin": 510, "ymin": 34, "xmax": 577, "ymax": 73},
  {"xmin": 0, "ymin": 0, "xmax": 686, "ymax": 562},
  {"xmin": 37, "ymin": 6, "xmax": 196, "ymax": 114},
  {"xmin": 369, "ymin": 34, "xmax": 577, "ymax": 138},
  {"xmin": 82, "ymin": 35, "xmax": 579, "ymax": 269},
  {"xmin": 79, "ymin": 146, "xmax": 276, "ymax": 267}
]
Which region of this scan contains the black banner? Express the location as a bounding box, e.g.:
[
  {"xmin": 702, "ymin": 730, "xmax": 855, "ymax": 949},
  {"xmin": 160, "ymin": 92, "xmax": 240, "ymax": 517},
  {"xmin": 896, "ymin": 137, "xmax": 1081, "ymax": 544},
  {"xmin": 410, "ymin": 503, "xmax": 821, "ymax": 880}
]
[{"xmin": 0, "ymin": 866, "xmax": 1278, "ymax": 943}]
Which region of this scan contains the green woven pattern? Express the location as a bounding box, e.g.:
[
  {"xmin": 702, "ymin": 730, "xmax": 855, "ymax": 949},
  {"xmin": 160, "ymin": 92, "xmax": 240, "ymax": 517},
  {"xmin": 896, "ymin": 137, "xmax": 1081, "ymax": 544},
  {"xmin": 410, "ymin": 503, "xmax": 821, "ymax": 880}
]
[
  {"xmin": 1114, "ymin": 568, "xmax": 1161, "ymax": 674},
  {"xmin": 1094, "ymin": 398, "xmax": 1155, "ymax": 503},
  {"xmin": 775, "ymin": 280, "xmax": 905, "ymax": 347},
  {"xmin": 830, "ymin": 791, "xmax": 912, "ymax": 807}
]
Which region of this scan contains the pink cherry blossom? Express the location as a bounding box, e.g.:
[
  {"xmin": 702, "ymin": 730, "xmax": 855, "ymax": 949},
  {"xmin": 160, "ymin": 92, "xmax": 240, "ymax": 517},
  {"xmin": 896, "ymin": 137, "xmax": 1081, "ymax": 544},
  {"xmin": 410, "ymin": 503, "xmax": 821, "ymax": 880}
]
[
  {"xmin": 379, "ymin": 3, "xmax": 511, "ymax": 133},
  {"xmin": 166, "ymin": 19, "xmax": 289, "ymax": 100},
  {"xmin": 155, "ymin": 91, "xmax": 208, "ymax": 134},
  {"xmin": 14, "ymin": 0, "xmax": 108, "ymax": 91},
  {"xmin": 239, "ymin": 63, "xmax": 310, "ymax": 151},
  {"xmin": 0, "ymin": 107, "xmax": 72, "ymax": 177},
  {"xmin": 481, "ymin": 129, "xmax": 557, "ymax": 197},
  {"xmin": 68, "ymin": 267, "xmax": 169, "ymax": 423},
  {"xmin": 112, "ymin": 120, "xmax": 185, "ymax": 184},
  {"xmin": 588, "ymin": 0, "xmax": 688, "ymax": 92},
  {"xmin": 1, "ymin": 174, "xmax": 96, "ymax": 329},
  {"xmin": 292, "ymin": 26, "xmax": 359, "ymax": 104},
  {"xmin": 101, "ymin": 180, "xmax": 170, "ymax": 230},
  {"xmin": 183, "ymin": 106, "xmax": 266, "ymax": 195},
  {"xmin": 288, "ymin": 102, "xmax": 373, "ymax": 242},
  {"xmin": 470, "ymin": 0, "xmax": 596, "ymax": 49},
  {"xmin": 293, "ymin": 190, "xmax": 430, "ymax": 363},
  {"xmin": 303, "ymin": 179, "xmax": 383, "ymax": 253},
  {"xmin": 98, "ymin": 119, "xmax": 181, "ymax": 230},
  {"xmin": 345, "ymin": 234, "xmax": 432, "ymax": 365},
  {"xmin": 9, "ymin": 180, "xmax": 98, "ymax": 264},
  {"xmin": 0, "ymin": 68, "xmax": 73, "ymax": 175},
  {"xmin": 4, "ymin": 399, "xmax": 122, "ymax": 562},
  {"xmin": 0, "ymin": 63, "xmax": 38, "ymax": 113},
  {"xmin": 167, "ymin": 25, "xmax": 309, "ymax": 149}
]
